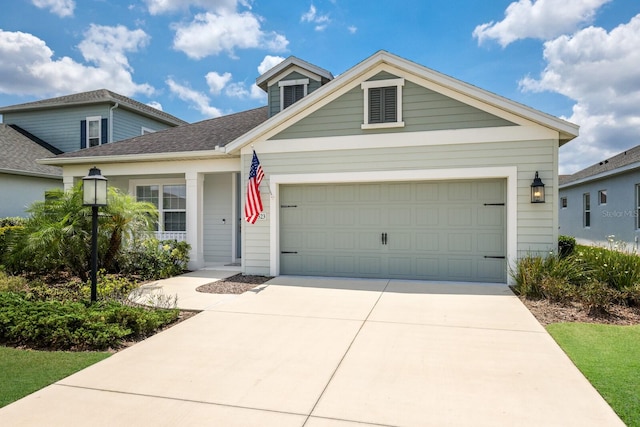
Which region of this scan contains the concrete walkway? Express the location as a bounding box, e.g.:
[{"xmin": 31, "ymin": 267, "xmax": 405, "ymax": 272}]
[{"xmin": 0, "ymin": 274, "xmax": 624, "ymax": 426}]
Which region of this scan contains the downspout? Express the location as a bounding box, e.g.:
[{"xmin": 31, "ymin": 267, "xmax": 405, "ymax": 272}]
[{"xmin": 109, "ymin": 103, "xmax": 119, "ymax": 143}]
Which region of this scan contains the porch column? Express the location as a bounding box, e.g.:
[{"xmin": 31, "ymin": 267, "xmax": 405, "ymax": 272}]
[
  {"xmin": 63, "ymin": 174, "xmax": 75, "ymax": 191},
  {"xmin": 186, "ymin": 171, "xmax": 204, "ymax": 270}
]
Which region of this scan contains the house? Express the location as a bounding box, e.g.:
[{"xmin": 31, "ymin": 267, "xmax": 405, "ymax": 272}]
[
  {"xmin": 559, "ymin": 144, "xmax": 640, "ymax": 251},
  {"xmin": 0, "ymin": 89, "xmax": 187, "ymax": 216},
  {"xmin": 42, "ymin": 51, "xmax": 579, "ymax": 284}
]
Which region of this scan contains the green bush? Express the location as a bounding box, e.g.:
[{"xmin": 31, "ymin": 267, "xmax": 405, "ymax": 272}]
[
  {"xmin": 0, "ymin": 217, "xmax": 26, "ymax": 227},
  {"xmin": 574, "ymin": 245, "xmax": 640, "ymax": 291},
  {"xmin": 577, "ymin": 281, "xmax": 619, "ymax": 315},
  {"xmin": 119, "ymin": 239, "xmax": 190, "ymax": 280},
  {"xmin": 539, "ymin": 275, "xmax": 576, "ymax": 304},
  {"xmin": 511, "ymin": 253, "xmax": 585, "ymax": 300},
  {"xmin": 558, "ymin": 235, "xmax": 576, "ymax": 258},
  {"xmin": 0, "ymin": 271, "xmax": 28, "ymax": 293},
  {"xmin": 0, "ymin": 292, "xmax": 179, "ymax": 351}
]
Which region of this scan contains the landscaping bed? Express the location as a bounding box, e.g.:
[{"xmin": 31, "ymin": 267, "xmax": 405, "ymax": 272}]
[{"xmin": 196, "ymin": 273, "xmax": 273, "ymax": 294}]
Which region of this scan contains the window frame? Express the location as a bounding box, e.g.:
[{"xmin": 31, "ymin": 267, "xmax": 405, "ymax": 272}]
[
  {"xmin": 361, "ymin": 78, "xmax": 405, "ymax": 130},
  {"xmin": 131, "ymin": 179, "xmax": 187, "ymax": 232},
  {"xmin": 598, "ymin": 189, "xmax": 607, "ymax": 205},
  {"xmin": 86, "ymin": 116, "xmax": 102, "ymax": 147},
  {"xmin": 583, "ymin": 193, "xmax": 591, "ymax": 228},
  {"xmin": 279, "ymin": 78, "xmax": 309, "ymax": 111},
  {"xmin": 560, "ymin": 197, "xmax": 567, "ymax": 209}
]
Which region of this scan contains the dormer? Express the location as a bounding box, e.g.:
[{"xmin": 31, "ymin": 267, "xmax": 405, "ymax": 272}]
[{"xmin": 256, "ymin": 56, "xmax": 333, "ymax": 117}]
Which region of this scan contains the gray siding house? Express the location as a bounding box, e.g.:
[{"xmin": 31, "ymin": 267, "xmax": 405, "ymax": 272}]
[
  {"xmin": 0, "ymin": 89, "xmax": 186, "ymax": 216},
  {"xmin": 559, "ymin": 145, "xmax": 640, "ymax": 251},
  {"xmin": 44, "ymin": 51, "xmax": 579, "ymax": 284}
]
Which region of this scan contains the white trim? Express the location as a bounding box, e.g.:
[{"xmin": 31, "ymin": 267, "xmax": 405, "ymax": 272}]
[
  {"xmin": 39, "ymin": 149, "xmax": 230, "ymax": 165},
  {"xmin": 0, "ymin": 168, "xmax": 62, "ymax": 180},
  {"xmin": 129, "ymin": 178, "xmax": 187, "ymax": 234},
  {"xmin": 268, "ymin": 166, "xmax": 518, "ymax": 285},
  {"xmin": 86, "ymin": 116, "xmax": 102, "ymax": 147},
  {"xmin": 141, "ymin": 126, "xmax": 155, "ymax": 135},
  {"xmin": 278, "ymin": 78, "xmax": 310, "ymax": 87}
]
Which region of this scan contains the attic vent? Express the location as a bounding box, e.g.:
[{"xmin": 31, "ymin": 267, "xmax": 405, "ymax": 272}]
[{"xmin": 279, "ymin": 79, "xmax": 309, "ymax": 111}]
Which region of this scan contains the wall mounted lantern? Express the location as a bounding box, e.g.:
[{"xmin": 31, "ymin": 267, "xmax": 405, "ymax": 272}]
[
  {"xmin": 82, "ymin": 167, "xmax": 108, "ymax": 302},
  {"xmin": 530, "ymin": 171, "xmax": 545, "ymax": 203}
]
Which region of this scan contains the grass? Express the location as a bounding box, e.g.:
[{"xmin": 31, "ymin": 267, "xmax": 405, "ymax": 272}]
[
  {"xmin": 0, "ymin": 346, "xmax": 111, "ymax": 408},
  {"xmin": 547, "ymin": 323, "xmax": 640, "ymax": 426}
]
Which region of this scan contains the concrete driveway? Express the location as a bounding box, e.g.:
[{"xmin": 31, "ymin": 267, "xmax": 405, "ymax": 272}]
[{"xmin": 0, "ymin": 275, "xmax": 623, "ymax": 426}]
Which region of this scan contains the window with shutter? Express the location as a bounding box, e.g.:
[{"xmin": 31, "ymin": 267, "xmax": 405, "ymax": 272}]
[
  {"xmin": 279, "ymin": 79, "xmax": 309, "ymax": 112},
  {"xmin": 361, "ymin": 78, "xmax": 404, "ymax": 129}
]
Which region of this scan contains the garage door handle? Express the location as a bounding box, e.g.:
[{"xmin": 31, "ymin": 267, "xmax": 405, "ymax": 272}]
[
  {"xmin": 281, "ymin": 251, "xmax": 298, "ymax": 254},
  {"xmin": 381, "ymin": 233, "xmax": 387, "ymax": 245},
  {"xmin": 484, "ymin": 256, "xmax": 505, "ymax": 259}
]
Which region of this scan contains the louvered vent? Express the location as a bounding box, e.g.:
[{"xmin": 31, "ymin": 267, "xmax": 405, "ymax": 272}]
[{"xmin": 368, "ymin": 86, "xmax": 397, "ymax": 123}]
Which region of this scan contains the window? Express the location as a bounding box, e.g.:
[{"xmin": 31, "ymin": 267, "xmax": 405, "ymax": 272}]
[
  {"xmin": 361, "ymin": 78, "xmax": 405, "ymax": 129},
  {"xmin": 561, "ymin": 197, "xmax": 567, "ymax": 208},
  {"xmin": 598, "ymin": 190, "xmax": 607, "ymax": 205},
  {"xmin": 136, "ymin": 184, "xmax": 186, "ymax": 232},
  {"xmin": 87, "ymin": 116, "xmax": 101, "ymax": 147},
  {"xmin": 279, "ymin": 79, "xmax": 309, "ymax": 110},
  {"xmin": 583, "ymin": 193, "xmax": 591, "ymax": 228}
]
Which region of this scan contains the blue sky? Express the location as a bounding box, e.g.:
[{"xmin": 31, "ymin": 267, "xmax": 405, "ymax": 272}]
[{"xmin": 1, "ymin": 0, "xmax": 639, "ymax": 174}]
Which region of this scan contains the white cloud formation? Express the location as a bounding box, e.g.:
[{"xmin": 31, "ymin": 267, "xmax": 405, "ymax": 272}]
[
  {"xmin": 147, "ymin": 101, "xmax": 164, "ymax": 111},
  {"xmin": 257, "ymin": 55, "xmax": 285, "ymax": 75},
  {"xmin": 473, "ymin": 0, "xmax": 611, "ymax": 47},
  {"xmin": 143, "ymin": 0, "xmax": 237, "ymax": 15},
  {"xmin": 172, "ymin": 11, "xmax": 288, "ymax": 59},
  {"xmin": 32, "ymin": 0, "xmax": 75, "ymax": 17},
  {"xmin": 520, "ymin": 15, "xmax": 640, "ymax": 173},
  {"xmin": 205, "ymin": 71, "xmax": 232, "ymax": 94},
  {"xmin": 166, "ymin": 77, "xmax": 223, "ymax": 117},
  {"xmin": 301, "ymin": 4, "xmax": 331, "ymax": 31},
  {"xmin": 224, "ymin": 82, "xmax": 265, "ymax": 100},
  {"xmin": 0, "ymin": 27, "xmax": 153, "ymax": 98}
]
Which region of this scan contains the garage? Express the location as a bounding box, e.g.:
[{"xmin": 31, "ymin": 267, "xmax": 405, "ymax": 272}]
[{"xmin": 279, "ymin": 179, "xmax": 507, "ymax": 283}]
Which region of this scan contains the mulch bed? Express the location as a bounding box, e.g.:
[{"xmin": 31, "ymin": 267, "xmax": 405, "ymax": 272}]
[
  {"xmin": 520, "ymin": 297, "xmax": 640, "ymax": 326},
  {"xmin": 196, "ymin": 274, "xmax": 273, "ymax": 295}
]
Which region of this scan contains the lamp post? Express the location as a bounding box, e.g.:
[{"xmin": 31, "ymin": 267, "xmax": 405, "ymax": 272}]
[{"xmin": 82, "ymin": 167, "xmax": 108, "ymax": 302}]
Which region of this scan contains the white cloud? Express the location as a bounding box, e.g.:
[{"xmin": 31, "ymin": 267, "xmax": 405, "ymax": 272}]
[
  {"xmin": 520, "ymin": 15, "xmax": 640, "ymax": 173},
  {"xmin": 166, "ymin": 77, "xmax": 223, "ymax": 117},
  {"xmin": 0, "ymin": 28, "xmax": 153, "ymax": 98},
  {"xmin": 348, "ymin": 25, "xmax": 357, "ymax": 34},
  {"xmin": 473, "ymin": 0, "xmax": 611, "ymax": 47},
  {"xmin": 143, "ymin": 0, "xmax": 237, "ymax": 15},
  {"xmin": 224, "ymin": 82, "xmax": 265, "ymax": 100},
  {"xmin": 301, "ymin": 4, "xmax": 331, "ymax": 31},
  {"xmin": 147, "ymin": 101, "xmax": 164, "ymax": 111},
  {"xmin": 32, "ymin": 0, "xmax": 75, "ymax": 17},
  {"xmin": 257, "ymin": 55, "xmax": 285, "ymax": 75},
  {"xmin": 205, "ymin": 71, "xmax": 232, "ymax": 95},
  {"xmin": 172, "ymin": 11, "xmax": 288, "ymax": 59}
]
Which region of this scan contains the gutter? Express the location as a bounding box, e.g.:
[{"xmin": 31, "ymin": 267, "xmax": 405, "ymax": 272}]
[
  {"xmin": 0, "ymin": 167, "xmax": 62, "ymax": 180},
  {"xmin": 109, "ymin": 102, "xmax": 119, "ymax": 143},
  {"xmin": 37, "ymin": 146, "xmax": 229, "ymax": 166}
]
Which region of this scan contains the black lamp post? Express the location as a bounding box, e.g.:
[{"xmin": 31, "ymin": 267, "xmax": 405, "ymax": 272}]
[
  {"xmin": 82, "ymin": 167, "xmax": 108, "ymax": 302},
  {"xmin": 531, "ymin": 171, "xmax": 545, "ymax": 203}
]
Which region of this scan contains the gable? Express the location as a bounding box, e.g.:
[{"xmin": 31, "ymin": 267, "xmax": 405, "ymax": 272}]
[
  {"xmin": 267, "ymin": 70, "xmax": 324, "ymax": 117},
  {"xmin": 270, "ymin": 71, "xmax": 516, "ymax": 140}
]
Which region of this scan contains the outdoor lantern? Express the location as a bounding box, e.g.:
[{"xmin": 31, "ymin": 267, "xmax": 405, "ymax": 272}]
[
  {"xmin": 82, "ymin": 167, "xmax": 108, "ymax": 206},
  {"xmin": 531, "ymin": 171, "xmax": 545, "ymax": 203},
  {"xmin": 82, "ymin": 167, "xmax": 108, "ymax": 302}
]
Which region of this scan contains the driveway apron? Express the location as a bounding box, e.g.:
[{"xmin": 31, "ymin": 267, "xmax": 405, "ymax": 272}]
[{"xmin": 0, "ymin": 276, "xmax": 624, "ymax": 426}]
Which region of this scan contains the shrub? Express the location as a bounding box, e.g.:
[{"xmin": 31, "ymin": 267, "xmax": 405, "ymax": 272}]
[
  {"xmin": 119, "ymin": 239, "xmax": 190, "ymax": 280},
  {"xmin": 511, "ymin": 253, "xmax": 585, "ymax": 299},
  {"xmin": 0, "ymin": 271, "xmax": 28, "ymax": 293},
  {"xmin": 539, "ymin": 275, "xmax": 576, "ymax": 304},
  {"xmin": 558, "ymin": 235, "xmax": 576, "ymax": 258},
  {"xmin": 577, "ymin": 281, "xmax": 619, "ymax": 315},
  {"xmin": 574, "ymin": 245, "xmax": 640, "ymax": 291},
  {"xmin": 0, "ymin": 292, "xmax": 179, "ymax": 351}
]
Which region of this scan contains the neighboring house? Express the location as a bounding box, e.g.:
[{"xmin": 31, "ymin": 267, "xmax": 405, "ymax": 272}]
[
  {"xmin": 559, "ymin": 144, "xmax": 640, "ymax": 251},
  {"xmin": 43, "ymin": 51, "xmax": 579, "ymax": 284},
  {"xmin": 0, "ymin": 124, "xmax": 62, "ymax": 217},
  {"xmin": 0, "ymin": 89, "xmax": 187, "ymax": 216}
]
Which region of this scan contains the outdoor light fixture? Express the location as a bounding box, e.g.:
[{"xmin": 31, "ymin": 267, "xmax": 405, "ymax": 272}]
[
  {"xmin": 530, "ymin": 171, "xmax": 545, "ymax": 203},
  {"xmin": 82, "ymin": 167, "xmax": 108, "ymax": 302}
]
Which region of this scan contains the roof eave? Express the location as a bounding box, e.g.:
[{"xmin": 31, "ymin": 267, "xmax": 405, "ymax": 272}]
[
  {"xmin": 0, "ymin": 167, "xmax": 62, "ymax": 180},
  {"xmin": 560, "ymin": 161, "xmax": 640, "ymax": 189},
  {"xmin": 38, "ymin": 148, "xmax": 231, "ymax": 166}
]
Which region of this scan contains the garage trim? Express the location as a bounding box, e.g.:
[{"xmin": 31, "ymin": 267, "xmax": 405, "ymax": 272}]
[{"xmin": 268, "ymin": 166, "xmax": 518, "ymax": 283}]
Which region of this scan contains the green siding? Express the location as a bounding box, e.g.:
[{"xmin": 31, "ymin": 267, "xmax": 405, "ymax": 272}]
[
  {"xmin": 271, "ymin": 75, "xmax": 515, "ymax": 140},
  {"xmin": 112, "ymin": 108, "xmax": 172, "ymax": 142},
  {"xmin": 242, "ymin": 139, "xmax": 557, "ymax": 276},
  {"xmin": 268, "ymin": 71, "xmax": 323, "ymax": 117}
]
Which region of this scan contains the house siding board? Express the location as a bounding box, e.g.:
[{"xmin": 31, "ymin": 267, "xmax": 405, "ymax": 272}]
[
  {"xmin": 112, "ymin": 108, "xmax": 172, "ymax": 142},
  {"xmin": 559, "ymin": 171, "xmax": 640, "ymax": 250},
  {"xmin": 4, "ymin": 106, "xmax": 110, "ymax": 152},
  {"xmin": 203, "ymin": 173, "xmax": 233, "ymax": 263},
  {"xmin": 0, "ymin": 173, "xmax": 62, "ymax": 217},
  {"xmin": 241, "ymin": 137, "xmax": 557, "ymax": 276},
  {"xmin": 271, "ymin": 80, "xmax": 515, "ymax": 140}
]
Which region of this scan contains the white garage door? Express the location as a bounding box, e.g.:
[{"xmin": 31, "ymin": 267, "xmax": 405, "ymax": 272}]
[{"xmin": 280, "ymin": 180, "xmax": 506, "ymax": 283}]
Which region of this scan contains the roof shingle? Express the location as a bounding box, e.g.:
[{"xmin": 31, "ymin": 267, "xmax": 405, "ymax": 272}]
[
  {"xmin": 0, "ymin": 124, "xmax": 62, "ymax": 177},
  {"xmin": 561, "ymin": 144, "xmax": 640, "ymax": 186}
]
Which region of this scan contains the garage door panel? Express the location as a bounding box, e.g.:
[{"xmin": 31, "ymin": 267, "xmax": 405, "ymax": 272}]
[{"xmin": 280, "ymin": 180, "xmax": 506, "ymax": 283}]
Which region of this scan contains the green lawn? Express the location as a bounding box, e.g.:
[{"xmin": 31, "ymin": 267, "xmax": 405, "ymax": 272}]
[
  {"xmin": 0, "ymin": 346, "xmax": 111, "ymax": 408},
  {"xmin": 547, "ymin": 323, "xmax": 640, "ymax": 427}
]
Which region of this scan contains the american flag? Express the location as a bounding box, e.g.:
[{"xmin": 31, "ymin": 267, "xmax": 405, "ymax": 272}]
[{"xmin": 245, "ymin": 150, "xmax": 265, "ymax": 224}]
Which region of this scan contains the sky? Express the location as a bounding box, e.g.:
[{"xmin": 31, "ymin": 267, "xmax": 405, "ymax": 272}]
[{"xmin": 1, "ymin": 0, "xmax": 639, "ymax": 174}]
